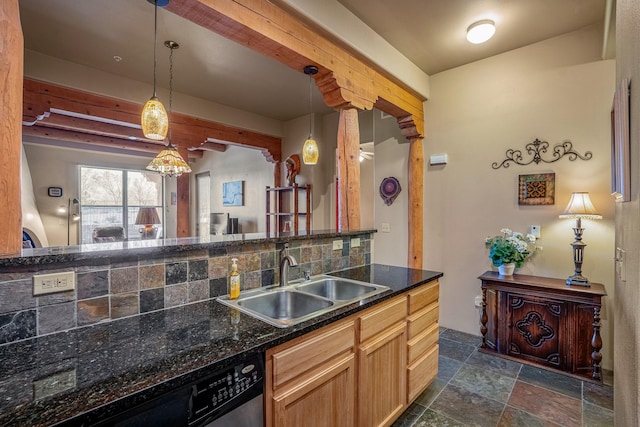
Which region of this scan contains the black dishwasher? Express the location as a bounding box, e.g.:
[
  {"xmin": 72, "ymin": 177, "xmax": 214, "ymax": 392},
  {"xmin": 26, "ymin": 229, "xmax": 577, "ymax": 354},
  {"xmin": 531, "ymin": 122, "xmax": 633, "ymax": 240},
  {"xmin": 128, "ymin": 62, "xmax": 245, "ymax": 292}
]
[{"xmin": 90, "ymin": 353, "xmax": 264, "ymax": 427}]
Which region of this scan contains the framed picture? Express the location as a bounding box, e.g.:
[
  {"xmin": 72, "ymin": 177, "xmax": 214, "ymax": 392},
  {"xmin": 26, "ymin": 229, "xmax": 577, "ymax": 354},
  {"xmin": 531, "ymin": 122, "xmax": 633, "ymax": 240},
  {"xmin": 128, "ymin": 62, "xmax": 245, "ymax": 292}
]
[
  {"xmin": 611, "ymin": 78, "xmax": 630, "ymax": 202},
  {"xmin": 48, "ymin": 187, "xmax": 63, "ymax": 197},
  {"xmin": 518, "ymin": 173, "xmax": 555, "ymax": 205},
  {"xmin": 222, "ymin": 181, "xmax": 244, "ymax": 206}
]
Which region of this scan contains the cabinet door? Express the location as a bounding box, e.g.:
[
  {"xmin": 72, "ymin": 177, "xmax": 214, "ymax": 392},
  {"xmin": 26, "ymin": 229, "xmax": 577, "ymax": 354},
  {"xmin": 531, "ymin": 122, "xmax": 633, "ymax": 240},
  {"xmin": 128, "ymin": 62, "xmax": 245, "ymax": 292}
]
[
  {"xmin": 507, "ymin": 293, "xmax": 566, "ymax": 369},
  {"xmin": 359, "ymin": 322, "xmax": 407, "ymax": 427},
  {"xmin": 272, "ymin": 353, "xmax": 355, "ymax": 427}
]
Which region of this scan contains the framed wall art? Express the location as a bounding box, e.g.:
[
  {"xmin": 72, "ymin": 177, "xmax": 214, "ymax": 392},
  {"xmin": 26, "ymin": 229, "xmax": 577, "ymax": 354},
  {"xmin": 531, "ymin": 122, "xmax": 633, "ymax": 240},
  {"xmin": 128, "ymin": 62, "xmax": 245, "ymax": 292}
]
[
  {"xmin": 611, "ymin": 78, "xmax": 630, "ymax": 202},
  {"xmin": 222, "ymin": 181, "xmax": 244, "ymax": 206},
  {"xmin": 518, "ymin": 173, "xmax": 555, "ymax": 205}
]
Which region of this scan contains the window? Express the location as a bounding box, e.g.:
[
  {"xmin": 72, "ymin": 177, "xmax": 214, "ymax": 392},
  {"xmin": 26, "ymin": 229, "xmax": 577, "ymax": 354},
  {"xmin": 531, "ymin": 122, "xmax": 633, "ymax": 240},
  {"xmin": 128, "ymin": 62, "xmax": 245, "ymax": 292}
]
[{"xmin": 79, "ymin": 167, "xmax": 163, "ymax": 243}]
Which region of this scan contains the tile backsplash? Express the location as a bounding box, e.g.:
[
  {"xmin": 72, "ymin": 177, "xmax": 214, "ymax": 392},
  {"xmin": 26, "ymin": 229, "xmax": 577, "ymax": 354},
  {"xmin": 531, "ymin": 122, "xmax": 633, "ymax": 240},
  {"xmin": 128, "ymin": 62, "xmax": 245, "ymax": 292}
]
[{"xmin": 0, "ymin": 234, "xmax": 371, "ymax": 345}]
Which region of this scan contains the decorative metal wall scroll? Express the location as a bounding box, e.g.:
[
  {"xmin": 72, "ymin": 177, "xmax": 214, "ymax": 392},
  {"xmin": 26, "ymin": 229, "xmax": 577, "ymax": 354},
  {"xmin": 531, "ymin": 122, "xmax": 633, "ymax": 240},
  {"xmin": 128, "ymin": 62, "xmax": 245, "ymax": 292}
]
[{"xmin": 492, "ymin": 139, "xmax": 592, "ymax": 169}]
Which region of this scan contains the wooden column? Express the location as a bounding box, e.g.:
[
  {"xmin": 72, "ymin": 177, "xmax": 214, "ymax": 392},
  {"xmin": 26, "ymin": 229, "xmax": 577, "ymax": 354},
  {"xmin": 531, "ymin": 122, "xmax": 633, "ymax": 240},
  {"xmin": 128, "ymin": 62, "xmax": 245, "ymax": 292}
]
[
  {"xmin": 176, "ymin": 146, "xmax": 190, "ymax": 237},
  {"xmin": 407, "ymin": 136, "xmax": 424, "ymax": 269},
  {"xmin": 0, "ymin": 0, "xmax": 23, "ymax": 256},
  {"xmin": 274, "ymin": 161, "xmax": 282, "ymax": 188},
  {"xmin": 336, "ymin": 108, "xmax": 361, "ymax": 231}
]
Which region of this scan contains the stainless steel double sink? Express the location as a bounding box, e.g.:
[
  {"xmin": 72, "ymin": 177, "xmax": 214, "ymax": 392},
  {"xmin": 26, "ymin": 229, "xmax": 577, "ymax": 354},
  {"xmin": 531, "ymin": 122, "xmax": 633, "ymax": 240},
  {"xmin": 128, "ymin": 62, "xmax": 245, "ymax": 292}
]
[{"xmin": 217, "ymin": 275, "xmax": 390, "ymax": 328}]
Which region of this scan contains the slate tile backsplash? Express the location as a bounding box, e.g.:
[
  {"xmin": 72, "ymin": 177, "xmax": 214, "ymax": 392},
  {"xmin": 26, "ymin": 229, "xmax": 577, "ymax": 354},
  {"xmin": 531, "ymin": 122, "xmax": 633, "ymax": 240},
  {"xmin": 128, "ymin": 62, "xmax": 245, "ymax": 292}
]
[{"xmin": 0, "ymin": 233, "xmax": 372, "ymax": 344}]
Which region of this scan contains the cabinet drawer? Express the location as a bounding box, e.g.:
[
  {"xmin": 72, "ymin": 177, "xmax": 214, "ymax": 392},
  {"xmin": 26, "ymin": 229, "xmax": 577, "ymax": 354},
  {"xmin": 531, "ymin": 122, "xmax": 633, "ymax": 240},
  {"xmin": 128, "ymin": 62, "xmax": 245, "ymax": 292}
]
[
  {"xmin": 359, "ymin": 296, "xmax": 406, "ymax": 342},
  {"xmin": 407, "ymin": 343, "xmax": 438, "ymax": 402},
  {"xmin": 407, "ymin": 302, "xmax": 439, "ymax": 339},
  {"xmin": 407, "ymin": 322, "xmax": 438, "ymax": 363},
  {"xmin": 408, "ymin": 280, "xmax": 439, "ymax": 314},
  {"xmin": 272, "ymin": 320, "xmax": 355, "ymax": 388}
]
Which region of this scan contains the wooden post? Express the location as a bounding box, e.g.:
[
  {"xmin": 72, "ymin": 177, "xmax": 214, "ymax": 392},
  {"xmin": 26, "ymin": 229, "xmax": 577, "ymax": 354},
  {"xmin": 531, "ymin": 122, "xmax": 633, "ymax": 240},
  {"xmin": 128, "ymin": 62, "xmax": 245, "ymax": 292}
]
[
  {"xmin": 274, "ymin": 161, "xmax": 282, "ymax": 188},
  {"xmin": 176, "ymin": 146, "xmax": 190, "ymax": 237},
  {"xmin": 0, "ymin": 0, "xmax": 23, "ymax": 256},
  {"xmin": 336, "ymin": 108, "xmax": 361, "ymax": 231},
  {"xmin": 408, "ymin": 136, "xmax": 424, "ymax": 269}
]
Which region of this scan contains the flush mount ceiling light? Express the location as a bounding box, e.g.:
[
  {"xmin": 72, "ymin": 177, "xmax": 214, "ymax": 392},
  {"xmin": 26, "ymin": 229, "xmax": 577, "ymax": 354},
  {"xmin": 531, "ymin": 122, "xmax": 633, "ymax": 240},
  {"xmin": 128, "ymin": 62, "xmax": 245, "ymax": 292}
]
[
  {"xmin": 141, "ymin": 0, "xmax": 169, "ymax": 140},
  {"xmin": 146, "ymin": 40, "xmax": 192, "ymax": 177},
  {"xmin": 466, "ymin": 19, "xmax": 496, "ymax": 44},
  {"xmin": 302, "ymin": 65, "xmax": 319, "ymax": 165}
]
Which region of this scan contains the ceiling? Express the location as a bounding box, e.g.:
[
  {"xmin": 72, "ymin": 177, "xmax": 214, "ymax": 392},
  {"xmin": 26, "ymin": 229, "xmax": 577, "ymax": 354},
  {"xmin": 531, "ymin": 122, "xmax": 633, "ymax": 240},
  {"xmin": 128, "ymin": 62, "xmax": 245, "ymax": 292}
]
[{"xmin": 19, "ymin": 0, "xmax": 610, "ymax": 122}]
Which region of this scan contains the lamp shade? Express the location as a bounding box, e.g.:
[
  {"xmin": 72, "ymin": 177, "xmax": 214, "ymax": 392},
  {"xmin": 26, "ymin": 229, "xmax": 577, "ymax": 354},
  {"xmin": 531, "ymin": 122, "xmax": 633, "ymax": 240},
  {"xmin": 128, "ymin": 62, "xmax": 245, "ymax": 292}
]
[
  {"xmin": 559, "ymin": 192, "xmax": 602, "ymax": 220},
  {"xmin": 302, "ymin": 138, "xmax": 319, "ymax": 165},
  {"xmin": 135, "ymin": 207, "xmax": 161, "ymax": 225},
  {"xmin": 141, "ymin": 97, "xmax": 169, "ymax": 140},
  {"xmin": 146, "ymin": 145, "xmax": 192, "ymax": 177}
]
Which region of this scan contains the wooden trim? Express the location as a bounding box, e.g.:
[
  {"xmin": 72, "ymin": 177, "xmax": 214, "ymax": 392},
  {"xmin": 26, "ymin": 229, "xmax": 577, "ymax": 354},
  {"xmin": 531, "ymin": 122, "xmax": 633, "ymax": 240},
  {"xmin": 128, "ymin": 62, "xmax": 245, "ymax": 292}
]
[
  {"xmin": 176, "ymin": 145, "xmax": 191, "ymax": 238},
  {"xmin": 0, "ymin": 0, "xmax": 23, "ymax": 256}
]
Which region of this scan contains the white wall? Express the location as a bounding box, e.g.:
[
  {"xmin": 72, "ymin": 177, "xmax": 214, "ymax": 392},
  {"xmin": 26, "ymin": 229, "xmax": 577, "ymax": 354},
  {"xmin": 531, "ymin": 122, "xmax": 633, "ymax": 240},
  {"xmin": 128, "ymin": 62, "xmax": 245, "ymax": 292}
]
[
  {"xmin": 283, "ymin": 113, "xmax": 334, "ymax": 230},
  {"xmin": 614, "ymin": 0, "xmax": 640, "ymax": 424},
  {"xmin": 21, "ymin": 147, "xmax": 49, "ymax": 247},
  {"xmin": 424, "ymin": 25, "xmax": 616, "ymax": 370},
  {"xmin": 189, "ymin": 146, "xmax": 273, "ymax": 234}
]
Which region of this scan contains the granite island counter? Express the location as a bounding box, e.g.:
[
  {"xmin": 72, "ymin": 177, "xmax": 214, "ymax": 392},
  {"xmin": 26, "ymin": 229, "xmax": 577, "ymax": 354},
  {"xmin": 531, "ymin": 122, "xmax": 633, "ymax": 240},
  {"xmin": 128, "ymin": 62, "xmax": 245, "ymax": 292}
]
[{"xmin": 0, "ymin": 260, "xmax": 442, "ymax": 426}]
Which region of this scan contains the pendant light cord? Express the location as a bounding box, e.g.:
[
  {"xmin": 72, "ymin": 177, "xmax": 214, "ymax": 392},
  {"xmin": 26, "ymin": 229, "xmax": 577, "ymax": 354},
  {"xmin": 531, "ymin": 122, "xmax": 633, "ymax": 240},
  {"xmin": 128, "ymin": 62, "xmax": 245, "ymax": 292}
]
[
  {"xmin": 152, "ymin": 0, "xmax": 159, "ymax": 98},
  {"xmin": 308, "ymin": 73, "xmax": 313, "ymax": 138},
  {"xmin": 167, "ymin": 43, "xmax": 174, "ymax": 147}
]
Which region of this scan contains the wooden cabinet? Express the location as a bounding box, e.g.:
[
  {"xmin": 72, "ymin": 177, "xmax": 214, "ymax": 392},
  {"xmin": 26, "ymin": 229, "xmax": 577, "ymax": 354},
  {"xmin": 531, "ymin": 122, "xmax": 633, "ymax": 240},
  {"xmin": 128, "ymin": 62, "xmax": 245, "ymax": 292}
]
[
  {"xmin": 265, "ymin": 320, "xmax": 356, "ymax": 427},
  {"xmin": 479, "ymin": 271, "xmax": 606, "ymax": 381},
  {"xmin": 265, "ymin": 184, "xmax": 311, "ymax": 234},
  {"xmin": 406, "ymin": 281, "xmax": 439, "ymax": 402},
  {"xmin": 358, "ymin": 297, "xmax": 407, "ymax": 427},
  {"xmin": 265, "ymin": 279, "xmax": 441, "ymax": 427}
]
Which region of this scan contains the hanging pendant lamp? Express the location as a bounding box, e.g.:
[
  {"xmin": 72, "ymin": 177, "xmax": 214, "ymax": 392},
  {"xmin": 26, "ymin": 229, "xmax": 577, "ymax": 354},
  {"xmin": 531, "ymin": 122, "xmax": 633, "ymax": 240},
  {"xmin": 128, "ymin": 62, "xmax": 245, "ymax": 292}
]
[
  {"xmin": 146, "ymin": 40, "xmax": 191, "ymax": 177},
  {"xmin": 302, "ymin": 65, "xmax": 319, "ymax": 165},
  {"xmin": 141, "ymin": 0, "xmax": 169, "ymax": 140}
]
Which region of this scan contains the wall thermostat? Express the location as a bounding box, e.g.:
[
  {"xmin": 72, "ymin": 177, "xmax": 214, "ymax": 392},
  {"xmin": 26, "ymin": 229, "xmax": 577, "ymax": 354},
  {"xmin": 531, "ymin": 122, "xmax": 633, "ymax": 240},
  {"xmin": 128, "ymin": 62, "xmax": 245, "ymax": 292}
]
[
  {"xmin": 429, "ymin": 153, "xmax": 448, "ymax": 165},
  {"xmin": 48, "ymin": 187, "xmax": 63, "ymax": 197}
]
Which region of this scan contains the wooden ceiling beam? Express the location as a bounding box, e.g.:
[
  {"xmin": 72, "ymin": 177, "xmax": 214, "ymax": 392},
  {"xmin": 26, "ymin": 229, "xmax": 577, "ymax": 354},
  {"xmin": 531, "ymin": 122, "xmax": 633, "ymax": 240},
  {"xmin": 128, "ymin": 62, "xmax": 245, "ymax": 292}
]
[
  {"xmin": 23, "ymin": 78, "xmax": 282, "ymax": 162},
  {"xmin": 22, "ymin": 125, "xmax": 203, "ymax": 159}
]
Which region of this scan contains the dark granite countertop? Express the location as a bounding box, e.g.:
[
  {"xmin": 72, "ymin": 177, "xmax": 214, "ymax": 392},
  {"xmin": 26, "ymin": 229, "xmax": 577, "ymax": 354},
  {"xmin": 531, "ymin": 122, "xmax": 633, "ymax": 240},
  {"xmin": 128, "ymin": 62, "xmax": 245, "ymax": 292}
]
[
  {"xmin": 0, "ymin": 264, "xmax": 442, "ymax": 426},
  {"xmin": 4, "ymin": 229, "xmax": 374, "ymax": 269}
]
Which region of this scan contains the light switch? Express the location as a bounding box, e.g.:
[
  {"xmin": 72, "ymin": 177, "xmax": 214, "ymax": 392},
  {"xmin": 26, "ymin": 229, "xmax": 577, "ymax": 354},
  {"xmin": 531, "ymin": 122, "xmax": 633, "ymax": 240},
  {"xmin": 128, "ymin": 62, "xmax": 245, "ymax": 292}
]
[{"xmin": 381, "ymin": 223, "xmax": 391, "ymax": 233}]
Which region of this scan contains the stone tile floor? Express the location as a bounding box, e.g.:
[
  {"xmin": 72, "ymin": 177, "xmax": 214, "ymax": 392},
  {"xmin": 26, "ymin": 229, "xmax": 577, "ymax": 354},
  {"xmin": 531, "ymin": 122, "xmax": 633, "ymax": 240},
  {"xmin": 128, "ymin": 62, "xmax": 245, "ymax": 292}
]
[{"xmin": 393, "ymin": 328, "xmax": 614, "ymax": 427}]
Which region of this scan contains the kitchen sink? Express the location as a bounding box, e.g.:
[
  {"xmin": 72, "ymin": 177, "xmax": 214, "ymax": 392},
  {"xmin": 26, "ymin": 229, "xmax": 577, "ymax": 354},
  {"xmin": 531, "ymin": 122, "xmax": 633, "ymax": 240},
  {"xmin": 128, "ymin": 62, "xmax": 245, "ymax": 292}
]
[
  {"xmin": 294, "ymin": 278, "xmax": 382, "ymax": 301},
  {"xmin": 237, "ymin": 290, "xmax": 333, "ymax": 321},
  {"xmin": 217, "ymin": 275, "xmax": 389, "ymax": 328}
]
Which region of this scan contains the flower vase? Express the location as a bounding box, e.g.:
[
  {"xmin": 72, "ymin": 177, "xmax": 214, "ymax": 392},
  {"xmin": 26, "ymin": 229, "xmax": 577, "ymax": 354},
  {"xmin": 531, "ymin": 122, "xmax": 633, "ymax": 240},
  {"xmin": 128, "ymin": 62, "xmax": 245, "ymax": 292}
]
[{"xmin": 498, "ymin": 263, "xmax": 515, "ymax": 276}]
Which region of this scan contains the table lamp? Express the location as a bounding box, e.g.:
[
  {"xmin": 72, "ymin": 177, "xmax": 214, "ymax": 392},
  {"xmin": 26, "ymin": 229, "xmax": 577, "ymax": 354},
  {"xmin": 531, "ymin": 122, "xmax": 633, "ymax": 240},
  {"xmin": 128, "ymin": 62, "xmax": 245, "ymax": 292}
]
[
  {"xmin": 135, "ymin": 207, "xmax": 160, "ymax": 240},
  {"xmin": 559, "ymin": 192, "xmax": 602, "ymax": 286}
]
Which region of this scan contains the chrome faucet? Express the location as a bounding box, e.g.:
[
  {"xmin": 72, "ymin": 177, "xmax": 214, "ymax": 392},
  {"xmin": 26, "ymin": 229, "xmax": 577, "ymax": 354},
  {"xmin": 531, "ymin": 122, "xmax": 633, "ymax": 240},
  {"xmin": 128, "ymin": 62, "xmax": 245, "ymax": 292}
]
[{"xmin": 279, "ymin": 243, "xmax": 298, "ymax": 287}]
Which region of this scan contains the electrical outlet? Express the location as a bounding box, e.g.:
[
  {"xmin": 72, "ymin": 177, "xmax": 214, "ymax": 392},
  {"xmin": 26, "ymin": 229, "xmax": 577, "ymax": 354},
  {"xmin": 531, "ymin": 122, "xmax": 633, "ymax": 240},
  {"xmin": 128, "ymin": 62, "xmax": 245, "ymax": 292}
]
[
  {"xmin": 530, "ymin": 225, "xmax": 541, "ymax": 238},
  {"xmin": 381, "ymin": 223, "xmax": 391, "ymax": 233},
  {"xmin": 332, "ymin": 239, "xmax": 343, "ymax": 251},
  {"xmin": 33, "ymin": 271, "xmax": 75, "ymax": 296},
  {"xmin": 351, "ymin": 237, "xmax": 361, "ymax": 248}
]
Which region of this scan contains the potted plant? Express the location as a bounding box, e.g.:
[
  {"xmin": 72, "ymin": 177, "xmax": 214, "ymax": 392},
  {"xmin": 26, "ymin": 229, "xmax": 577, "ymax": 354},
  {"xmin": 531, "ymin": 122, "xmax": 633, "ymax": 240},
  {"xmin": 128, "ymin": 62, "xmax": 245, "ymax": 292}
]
[{"xmin": 485, "ymin": 228, "xmax": 539, "ymax": 275}]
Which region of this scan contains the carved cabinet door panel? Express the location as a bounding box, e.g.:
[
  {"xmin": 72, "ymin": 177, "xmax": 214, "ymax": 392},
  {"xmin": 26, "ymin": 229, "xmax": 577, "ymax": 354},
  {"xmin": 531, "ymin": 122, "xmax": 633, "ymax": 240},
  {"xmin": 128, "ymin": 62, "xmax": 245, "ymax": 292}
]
[{"xmin": 506, "ymin": 294, "xmax": 566, "ymax": 369}]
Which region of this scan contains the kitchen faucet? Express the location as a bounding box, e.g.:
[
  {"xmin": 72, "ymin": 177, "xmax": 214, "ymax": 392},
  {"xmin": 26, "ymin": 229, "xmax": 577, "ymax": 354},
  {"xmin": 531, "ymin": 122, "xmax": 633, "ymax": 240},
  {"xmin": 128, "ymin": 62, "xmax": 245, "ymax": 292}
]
[{"xmin": 279, "ymin": 243, "xmax": 298, "ymax": 287}]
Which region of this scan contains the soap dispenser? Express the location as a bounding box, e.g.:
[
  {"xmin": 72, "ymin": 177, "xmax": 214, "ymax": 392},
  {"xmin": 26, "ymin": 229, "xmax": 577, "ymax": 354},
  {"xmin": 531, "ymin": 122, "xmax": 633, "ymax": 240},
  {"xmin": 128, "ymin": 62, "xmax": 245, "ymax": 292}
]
[{"xmin": 229, "ymin": 258, "xmax": 240, "ymax": 300}]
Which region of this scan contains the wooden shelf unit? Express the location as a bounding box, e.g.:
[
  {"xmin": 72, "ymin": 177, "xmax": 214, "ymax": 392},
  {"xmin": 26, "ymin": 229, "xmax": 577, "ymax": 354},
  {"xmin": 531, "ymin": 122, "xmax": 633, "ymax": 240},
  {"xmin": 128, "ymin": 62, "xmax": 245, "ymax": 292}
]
[
  {"xmin": 266, "ymin": 184, "xmax": 311, "ymax": 234},
  {"xmin": 478, "ymin": 271, "xmax": 607, "ymax": 381}
]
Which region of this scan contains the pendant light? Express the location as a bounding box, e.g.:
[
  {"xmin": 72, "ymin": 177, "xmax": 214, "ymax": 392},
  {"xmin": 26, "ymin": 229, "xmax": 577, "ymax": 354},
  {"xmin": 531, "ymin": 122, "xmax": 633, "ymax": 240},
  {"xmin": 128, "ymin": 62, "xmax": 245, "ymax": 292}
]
[
  {"xmin": 146, "ymin": 40, "xmax": 192, "ymax": 177},
  {"xmin": 302, "ymin": 65, "xmax": 319, "ymax": 165},
  {"xmin": 141, "ymin": 0, "xmax": 169, "ymax": 140}
]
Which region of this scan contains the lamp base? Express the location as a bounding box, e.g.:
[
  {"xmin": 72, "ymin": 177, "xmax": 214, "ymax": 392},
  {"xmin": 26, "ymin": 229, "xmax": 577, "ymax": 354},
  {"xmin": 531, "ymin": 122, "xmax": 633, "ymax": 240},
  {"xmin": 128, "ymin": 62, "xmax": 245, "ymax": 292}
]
[
  {"xmin": 140, "ymin": 226, "xmax": 158, "ymax": 240},
  {"xmin": 566, "ymin": 275, "xmax": 591, "ymax": 287}
]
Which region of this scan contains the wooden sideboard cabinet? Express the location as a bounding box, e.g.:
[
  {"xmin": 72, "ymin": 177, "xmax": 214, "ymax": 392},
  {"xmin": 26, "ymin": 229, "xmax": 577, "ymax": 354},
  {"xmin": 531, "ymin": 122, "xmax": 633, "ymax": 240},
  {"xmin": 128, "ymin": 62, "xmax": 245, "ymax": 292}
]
[{"xmin": 478, "ymin": 272, "xmax": 607, "ymax": 381}]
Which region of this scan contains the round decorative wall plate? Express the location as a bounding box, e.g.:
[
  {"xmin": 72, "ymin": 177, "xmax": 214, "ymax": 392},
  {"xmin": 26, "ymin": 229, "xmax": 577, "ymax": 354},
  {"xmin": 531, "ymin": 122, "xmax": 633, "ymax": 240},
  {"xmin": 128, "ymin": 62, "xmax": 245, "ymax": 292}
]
[{"xmin": 379, "ymin": 177, "xmax": 401, "ymax": 206}]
